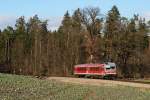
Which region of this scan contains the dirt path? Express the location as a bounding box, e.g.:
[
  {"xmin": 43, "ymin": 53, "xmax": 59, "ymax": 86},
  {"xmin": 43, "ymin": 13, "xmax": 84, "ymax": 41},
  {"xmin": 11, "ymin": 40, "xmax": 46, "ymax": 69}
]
[{"xmin": 48, "ymin": 77, "xmax": 150, "ymax": 89}]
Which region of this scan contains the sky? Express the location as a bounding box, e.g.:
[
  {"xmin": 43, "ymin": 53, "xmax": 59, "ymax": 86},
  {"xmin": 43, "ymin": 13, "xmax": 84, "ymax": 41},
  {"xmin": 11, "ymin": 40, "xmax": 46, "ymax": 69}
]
[{"xmin": 0, "ymin": 0, "xmax": 150, "ymax": 30}]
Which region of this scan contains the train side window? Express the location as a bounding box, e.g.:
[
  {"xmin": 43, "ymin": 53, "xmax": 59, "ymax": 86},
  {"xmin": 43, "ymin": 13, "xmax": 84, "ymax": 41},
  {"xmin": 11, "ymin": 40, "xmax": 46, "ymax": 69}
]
[
  {"xmin": 78, "ymin": 67, "xmax": 86, "ymax": 71},
  {"xmin": 99, "ymin": 67, "xmax": 104, "ymax": 70},
  {"xmin": 90, "ymin": 67, "xmax": 99, "ymax": 71}
]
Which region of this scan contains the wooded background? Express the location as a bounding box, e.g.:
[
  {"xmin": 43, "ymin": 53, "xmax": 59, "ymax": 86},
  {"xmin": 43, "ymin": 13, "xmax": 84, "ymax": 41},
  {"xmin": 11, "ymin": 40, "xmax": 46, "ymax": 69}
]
[{"xmin": 0, "ymin": 6, "xmax": 150, "ymax": 78}]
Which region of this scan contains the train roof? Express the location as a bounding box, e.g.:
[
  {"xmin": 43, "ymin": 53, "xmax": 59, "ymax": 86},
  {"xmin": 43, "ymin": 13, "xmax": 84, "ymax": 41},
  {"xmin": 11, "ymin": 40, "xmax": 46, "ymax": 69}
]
[
  {"xmin": 74, "ymin": 64, "xmax": 105, "ymax": 68},
  {"xmin": 74, "ymin": 62, "xmax": 116, "ymax": 68}
]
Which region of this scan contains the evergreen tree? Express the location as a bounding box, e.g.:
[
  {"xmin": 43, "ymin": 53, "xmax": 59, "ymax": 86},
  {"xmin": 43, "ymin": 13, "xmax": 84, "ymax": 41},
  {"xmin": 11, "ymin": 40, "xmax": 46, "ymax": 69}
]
[
  {"xmin": 11, "ymin": 16, "xmax": 27, "ymax": 74},
  {"xmin": 104, "ymin": 6, "xmax": 121, "ymax": 62}
]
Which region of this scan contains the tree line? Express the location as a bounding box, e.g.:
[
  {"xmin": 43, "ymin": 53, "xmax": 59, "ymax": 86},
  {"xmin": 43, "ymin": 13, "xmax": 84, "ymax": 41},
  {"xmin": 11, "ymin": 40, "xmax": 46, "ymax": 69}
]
[{"xmin": 0, "ymin": 6, "xmax": 150, "ymax": 78}]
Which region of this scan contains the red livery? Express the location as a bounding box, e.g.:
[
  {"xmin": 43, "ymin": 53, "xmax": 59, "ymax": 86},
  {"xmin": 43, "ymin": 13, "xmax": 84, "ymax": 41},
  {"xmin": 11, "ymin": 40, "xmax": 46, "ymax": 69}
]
[{"xmin": 74, "ymin": 62, "xmax": 117, "ymax": 78}]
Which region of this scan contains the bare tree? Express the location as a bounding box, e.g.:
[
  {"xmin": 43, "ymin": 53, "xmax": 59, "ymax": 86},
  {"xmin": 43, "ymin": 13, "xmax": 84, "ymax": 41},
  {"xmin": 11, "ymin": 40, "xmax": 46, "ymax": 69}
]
[{"xmin": 81, "ymin": 7, "xmax": 102, "ymax": 63}]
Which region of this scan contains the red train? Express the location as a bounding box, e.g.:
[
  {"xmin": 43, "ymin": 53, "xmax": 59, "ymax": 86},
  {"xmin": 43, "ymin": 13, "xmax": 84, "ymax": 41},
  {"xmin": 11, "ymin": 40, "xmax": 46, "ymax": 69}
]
[{"xmin": 74, "ymin": 62, "xmax": 117, "ymax": 79}]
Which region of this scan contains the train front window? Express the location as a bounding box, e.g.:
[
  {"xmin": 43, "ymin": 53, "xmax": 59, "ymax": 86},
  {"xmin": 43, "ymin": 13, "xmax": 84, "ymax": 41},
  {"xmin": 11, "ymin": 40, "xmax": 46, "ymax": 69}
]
[
  {"xmin": 106, "ymin": 67, "xmax": 110, "ymax": 70},
  {"xmin": 106, "ymin": 66, "xmax": 115, "ymax": 70},
  {"xmin": 111, "ymin": 66, "xmax": 115, "ymax": 69},
  {"xmin": 105, "ymin": 65, "xmax": 111, "ymax": 70}
]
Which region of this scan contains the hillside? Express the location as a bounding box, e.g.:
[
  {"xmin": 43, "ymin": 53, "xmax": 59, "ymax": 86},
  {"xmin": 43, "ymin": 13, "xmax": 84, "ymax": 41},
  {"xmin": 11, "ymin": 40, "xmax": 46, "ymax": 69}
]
[{"xmin": 0, "ymin": 73, "xmax": 150, "ymax": 100}]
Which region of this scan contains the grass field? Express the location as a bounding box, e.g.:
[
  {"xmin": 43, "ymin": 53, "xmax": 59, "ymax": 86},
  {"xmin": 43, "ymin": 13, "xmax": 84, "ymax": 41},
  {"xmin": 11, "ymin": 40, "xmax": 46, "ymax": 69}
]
[{"xmin": 0, "ymin": 73, "xmax": 150, "ymax": 100}]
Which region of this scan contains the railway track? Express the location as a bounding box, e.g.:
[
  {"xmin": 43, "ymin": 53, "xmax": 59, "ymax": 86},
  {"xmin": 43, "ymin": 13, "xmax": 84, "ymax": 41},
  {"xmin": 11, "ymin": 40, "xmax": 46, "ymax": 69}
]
[
  {"xmin": 115, "ymin": 79, "xmax": 150, "ymax": 84},
  {"xmin": 75, "ymin": 75, "xmax": 150, "ymax": 84}
]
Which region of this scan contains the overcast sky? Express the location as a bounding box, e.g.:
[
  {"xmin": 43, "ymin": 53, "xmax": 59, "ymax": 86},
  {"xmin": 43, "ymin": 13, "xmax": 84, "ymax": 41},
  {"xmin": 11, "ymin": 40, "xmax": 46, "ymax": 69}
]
[{"xmin": 0, "ymin": 0, "xmax": 150, "ymax": 30}]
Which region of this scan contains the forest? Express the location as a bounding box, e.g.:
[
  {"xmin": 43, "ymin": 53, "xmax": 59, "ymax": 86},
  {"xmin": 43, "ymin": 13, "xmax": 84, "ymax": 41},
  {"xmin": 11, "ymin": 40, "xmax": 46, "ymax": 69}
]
[{"xmin": 0, "ymin": 6, "xmax": 150, "ymax": 78}]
